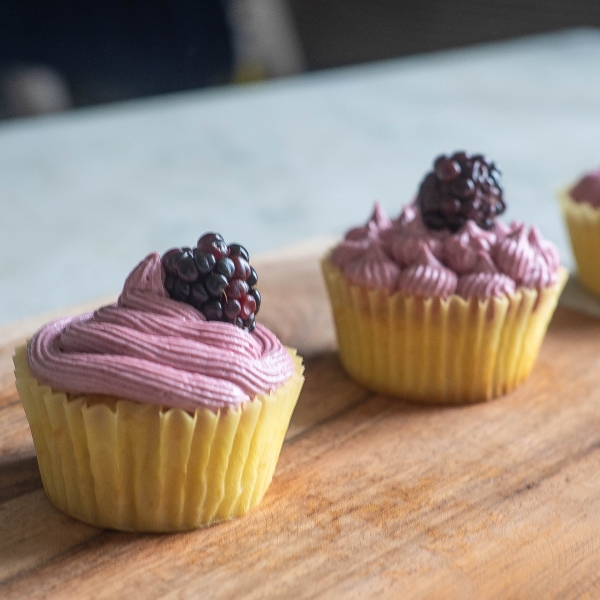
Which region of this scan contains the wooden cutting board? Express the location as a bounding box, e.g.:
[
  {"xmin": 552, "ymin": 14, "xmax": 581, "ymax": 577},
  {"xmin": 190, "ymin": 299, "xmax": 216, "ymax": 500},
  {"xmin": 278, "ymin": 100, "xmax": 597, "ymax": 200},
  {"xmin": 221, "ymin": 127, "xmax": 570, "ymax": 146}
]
[{"xmin": 2, "ymin": 238, "xmax": 600, "ymax": 599}]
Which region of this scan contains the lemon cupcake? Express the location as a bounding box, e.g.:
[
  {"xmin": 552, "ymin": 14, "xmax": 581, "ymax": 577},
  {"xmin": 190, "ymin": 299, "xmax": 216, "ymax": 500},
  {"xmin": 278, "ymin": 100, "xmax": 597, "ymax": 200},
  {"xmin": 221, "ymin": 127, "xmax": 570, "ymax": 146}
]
[
  {"xmin": 559, "ymin": 166, "xmax": 600, "ymax": 298},
  {"xmin": 14, "ymin": 233, "xmax": 304, "ymax": 532},
  {"xmin": 322, "ymin": 152, "xmax": 567, "ymax": 404}
]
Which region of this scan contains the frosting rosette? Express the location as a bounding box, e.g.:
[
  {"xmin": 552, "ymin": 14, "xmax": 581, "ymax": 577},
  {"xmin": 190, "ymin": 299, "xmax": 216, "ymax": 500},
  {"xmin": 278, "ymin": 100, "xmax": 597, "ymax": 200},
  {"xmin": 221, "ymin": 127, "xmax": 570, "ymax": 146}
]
[
  {"xmin": 330, "ymin": 203, "xmax": 560, "ymax": 299},
  {"xmin": 27, "ymin": 253, "xmax": 294, "ymax": 412},
  {"xmin": 444, "ymin": 221, "xmax": 497, "ymax": 274},
  {"xmin": 396, "ymin": 243, "xmax": 457, "ymax": 297},
  {"xmin": 456, "ymin": 252, "xmax": 516, "ymax": 299}
]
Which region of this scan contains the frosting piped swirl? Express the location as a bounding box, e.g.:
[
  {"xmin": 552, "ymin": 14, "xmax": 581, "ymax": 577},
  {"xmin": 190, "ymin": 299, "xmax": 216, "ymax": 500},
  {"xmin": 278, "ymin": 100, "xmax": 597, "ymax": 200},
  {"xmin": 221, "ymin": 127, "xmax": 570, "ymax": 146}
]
[
  {"xmin": 27, "ymin": 253, "xmax": 294, "ymax": 411},
  {"xmin": 342, "ymin": 242, "xmax": 401, "ymax": 291},
  {"xmin": 444, "ymin": 221, "xmax": 497, "ymax": 274},
  {"xmin": 397, "ymin": 244, "xmax": 457, "ymax": 297},
  {"xmin": 330, "ymin": 203, "xmax": 560, "ymax": 299}
]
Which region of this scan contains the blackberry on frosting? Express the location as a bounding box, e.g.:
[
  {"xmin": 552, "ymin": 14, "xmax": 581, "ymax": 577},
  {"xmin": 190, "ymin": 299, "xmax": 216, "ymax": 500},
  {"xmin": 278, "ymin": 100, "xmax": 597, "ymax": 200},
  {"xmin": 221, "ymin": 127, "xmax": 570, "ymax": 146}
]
[
  {"xmin": 162, "ymin": 233, "xmax": 260, "ymax": 332},
  {"xmin": 416, "ymin": 151, "xmax": 505, "ymax": 232},
  {"xmin": 328, "ymin": 151, "xmax": 562, "ymax": 302}
]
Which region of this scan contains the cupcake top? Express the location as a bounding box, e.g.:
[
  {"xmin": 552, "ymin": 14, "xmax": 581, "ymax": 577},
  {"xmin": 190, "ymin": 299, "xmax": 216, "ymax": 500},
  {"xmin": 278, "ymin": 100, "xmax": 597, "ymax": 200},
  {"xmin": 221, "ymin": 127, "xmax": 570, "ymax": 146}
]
[
  {"xmin": 27, "ymin": 237, "xmax": 294, "ymax": 412},
  {"xmin": 569, "ymin": 167, "xmax": 600, "ymax": 207},
  {"xmin": 330, "ymin": 151, "xmax": 560, "ymax": 299}
]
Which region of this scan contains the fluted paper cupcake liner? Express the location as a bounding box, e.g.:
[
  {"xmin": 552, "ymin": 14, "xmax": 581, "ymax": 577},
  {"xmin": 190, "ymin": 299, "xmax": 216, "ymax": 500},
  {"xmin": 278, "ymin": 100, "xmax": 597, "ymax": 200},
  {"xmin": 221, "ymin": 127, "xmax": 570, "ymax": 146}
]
[
  {"xmin": 14, "ymin": 346, "xmax": 304, "ymax": 532},
  {"xmin": 322, "ymin": 258, "xmax": 567, "ymax": 404},
  {"xmin": 559, "ymin": 190, "xmax": 600, "ymax": 298}
]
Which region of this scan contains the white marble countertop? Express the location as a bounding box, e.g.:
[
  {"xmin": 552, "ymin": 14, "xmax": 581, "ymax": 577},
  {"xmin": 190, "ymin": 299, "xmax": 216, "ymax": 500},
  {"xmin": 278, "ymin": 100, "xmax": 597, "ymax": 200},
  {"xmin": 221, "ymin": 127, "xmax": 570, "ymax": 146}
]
[{"xmin": 2, "ymin": 28, "xmax": 600, "ymax": 326}]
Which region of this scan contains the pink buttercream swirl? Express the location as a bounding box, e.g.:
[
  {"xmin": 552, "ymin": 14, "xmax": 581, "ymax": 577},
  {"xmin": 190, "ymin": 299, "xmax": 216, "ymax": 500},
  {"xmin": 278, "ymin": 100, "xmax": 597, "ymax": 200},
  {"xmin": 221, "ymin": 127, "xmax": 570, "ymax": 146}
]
[
  {"xmin": 456, "ymin": 252, "xmax": 516, "ymax": 299},
  {"xmin": 492, "ymin": 222, "xmax": 558, "ymax": 288},
  {"xmin": 397, "ymin": 244, "xmax": 457, "ymax": 297},
  {"xmin": 456, "ymin": 273, "xmax": 516, "ymax": 299},
  {"xmin": 331, "ymin": 203, "xmax": 560, "ymax": 299},
  {"xmin": 387, "ymin": 205, "xmax": 447, "ymax": 266},
  {"xmin": 329, "ymin": 238, "xmax": 370, "ymax": 268},
  {"xmin": 528, "ymin": 225, "xmax": 560, "ymax": 273},
  {"xmin": 492, "ymin": 222, "xmax": 535, "ymax": 283},
  {"xmin": 27, "ymin": 253, "xmax": 294, "ymax": 412},
  {"xmin": 444, "ymin": 221, "xmax": 497, "ymax": 274},
  {"xmin": 570, "ymin": 167, "xmax": 600, "ymax": 207},
  {"xmin": 341, "ymin": 242, "xmax": 401, "ymax": 291},
  {"xmin": 330, "ymin": 202, "xmax": 400, "ymax": 291}
]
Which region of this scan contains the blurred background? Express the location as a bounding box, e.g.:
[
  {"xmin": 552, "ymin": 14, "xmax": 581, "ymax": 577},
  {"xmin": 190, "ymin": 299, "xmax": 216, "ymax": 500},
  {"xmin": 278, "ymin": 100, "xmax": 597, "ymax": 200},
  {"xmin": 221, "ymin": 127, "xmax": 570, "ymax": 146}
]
[
  {"xmin": 2, "ymin": 0, "xmax": 600, "ymax": 119},
  {"xmin": 2, "ymin": 1, "xmax": 600, "ymax": 326}
]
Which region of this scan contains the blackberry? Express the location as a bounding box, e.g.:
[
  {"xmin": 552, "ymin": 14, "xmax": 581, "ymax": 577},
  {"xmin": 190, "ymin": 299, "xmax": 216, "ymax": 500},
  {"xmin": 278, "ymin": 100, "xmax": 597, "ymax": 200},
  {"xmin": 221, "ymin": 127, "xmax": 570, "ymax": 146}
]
[
  {"xmin": 161, "ymin": 233, "xmax": 260, "ymax": 332},
  {"xmin": 416, "ymin": 151, "xmax": 505, "ymax": 232}
]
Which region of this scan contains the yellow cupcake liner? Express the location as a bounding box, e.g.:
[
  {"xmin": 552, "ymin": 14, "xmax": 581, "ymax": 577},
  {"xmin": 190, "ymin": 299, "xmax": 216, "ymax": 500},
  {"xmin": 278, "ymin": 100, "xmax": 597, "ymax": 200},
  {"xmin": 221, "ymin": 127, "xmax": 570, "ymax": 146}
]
[
  {"xmin": 13, "ymin": 346, "xmax": 304, "ymax": 532},
  {"xmin": 559, "ymin": 189, "xmax": 600, "ymax": 298},
  {"xmin": 322, "ymin": 258, "xmax": 567, "ymax": 404}
]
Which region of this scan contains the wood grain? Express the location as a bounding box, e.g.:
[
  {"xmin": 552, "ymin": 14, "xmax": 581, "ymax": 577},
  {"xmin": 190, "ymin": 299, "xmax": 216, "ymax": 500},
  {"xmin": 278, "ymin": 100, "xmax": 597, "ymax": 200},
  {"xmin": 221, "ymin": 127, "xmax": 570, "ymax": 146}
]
[{"xmin": 2, "ymin": 239, "xmax": 600, "ymax": 599}]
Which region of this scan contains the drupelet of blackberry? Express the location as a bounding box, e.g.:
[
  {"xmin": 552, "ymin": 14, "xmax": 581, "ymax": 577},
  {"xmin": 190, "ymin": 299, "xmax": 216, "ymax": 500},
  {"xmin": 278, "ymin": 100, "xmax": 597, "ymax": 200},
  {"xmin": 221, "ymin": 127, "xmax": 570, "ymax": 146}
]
[
  {"xmin": 416, "ymin": 151, "xmax": 506, "ymax": 232},
  {"xmin": 161, "ymin": 233, "xmax": 261, "ymax": 332}
]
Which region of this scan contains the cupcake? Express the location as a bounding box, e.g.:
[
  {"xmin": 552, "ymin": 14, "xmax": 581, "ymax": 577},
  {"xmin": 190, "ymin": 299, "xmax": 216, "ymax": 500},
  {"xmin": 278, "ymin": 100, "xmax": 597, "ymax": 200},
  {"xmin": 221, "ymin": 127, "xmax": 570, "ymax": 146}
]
[
  {"xmin": 322, "ymin": 152, "xmax": 567, "ymax": 404},
  {"xmin": 14, "ymin": 233, "xmax": 304, "ymax": 532},
  {"xmin": 559, "ymin": 166, "xmax": 600, "ymax": 298}
]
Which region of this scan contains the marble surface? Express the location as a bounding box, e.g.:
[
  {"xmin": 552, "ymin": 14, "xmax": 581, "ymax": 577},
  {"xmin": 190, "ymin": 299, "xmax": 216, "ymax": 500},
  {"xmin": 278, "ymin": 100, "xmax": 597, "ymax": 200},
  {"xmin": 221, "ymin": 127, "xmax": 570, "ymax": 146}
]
[{"xmin": 2, "ymin": 28, "xmax": 600, "ymax": 326}]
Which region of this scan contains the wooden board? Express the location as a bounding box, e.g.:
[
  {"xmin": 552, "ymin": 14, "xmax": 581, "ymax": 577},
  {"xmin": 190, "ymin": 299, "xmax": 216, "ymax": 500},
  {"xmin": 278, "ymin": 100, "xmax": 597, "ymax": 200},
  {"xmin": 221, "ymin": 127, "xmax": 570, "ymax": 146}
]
[{"xmin": 2, "ymin": 238, "xmax": 600, "ymax": 599}]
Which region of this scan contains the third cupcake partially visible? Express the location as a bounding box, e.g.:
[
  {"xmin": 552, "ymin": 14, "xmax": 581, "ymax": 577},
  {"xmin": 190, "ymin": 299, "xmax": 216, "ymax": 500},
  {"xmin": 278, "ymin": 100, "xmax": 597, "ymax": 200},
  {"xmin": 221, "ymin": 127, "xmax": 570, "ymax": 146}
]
[{"xmin": 559, "ymin": 166, "xmax": 600, "ymax": 298}]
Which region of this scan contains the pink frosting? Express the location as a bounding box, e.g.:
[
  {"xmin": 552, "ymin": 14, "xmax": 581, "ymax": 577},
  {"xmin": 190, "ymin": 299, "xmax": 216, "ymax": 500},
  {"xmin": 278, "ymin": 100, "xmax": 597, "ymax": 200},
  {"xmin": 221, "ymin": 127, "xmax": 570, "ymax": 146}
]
[
  {"xmin": 385, "ymin": 205, "xmax": 447, "ymax": 266},
  {"xmin": 330, "ymin": 203, "xmax": 400, "ymax": 291},
  {"xmin": 492, "ymin": 219, "xmax": 511, "ymax": 241},
  {"xmin": 528, "ymin": 225, "xmax": 560, "ymax": 272},
  {"xmin": 329, "ymin": 238, "xmax": 370, "ymax": 267},
  {"xmin": 570, "ymin": 167, "xmax": 600, "ymax": 207},
  {"xmin": 341, "ymin": 242, "xmax": 401, "ymax": 291},
  {"xmin": 492, "ymin": 222, "xmax": 558, "ymax": 287},
  {"xmin": 455, "ymin": 252, "xmax": 516, "ymax": 299},
  {"xmin": 27, "ymin": 253, "xmax": 294, "ymax": 412},
  {"xmin": 492, "ymin": 222, "xmax": 535, "ymax": 283},
  {"xmin": 331, "ymin": 203, "xmax": 560, "ymax": 299},
  {"xmin": 456, "ymin": 273, "xmax": 516, "ymax": 299},
  {"xmin": 397, "ymin": 244, "xmax": 457, "ymax": 297},
  {"xmin": 443, "ymin": 221, "xmax": 497, "ymax": 274}
]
